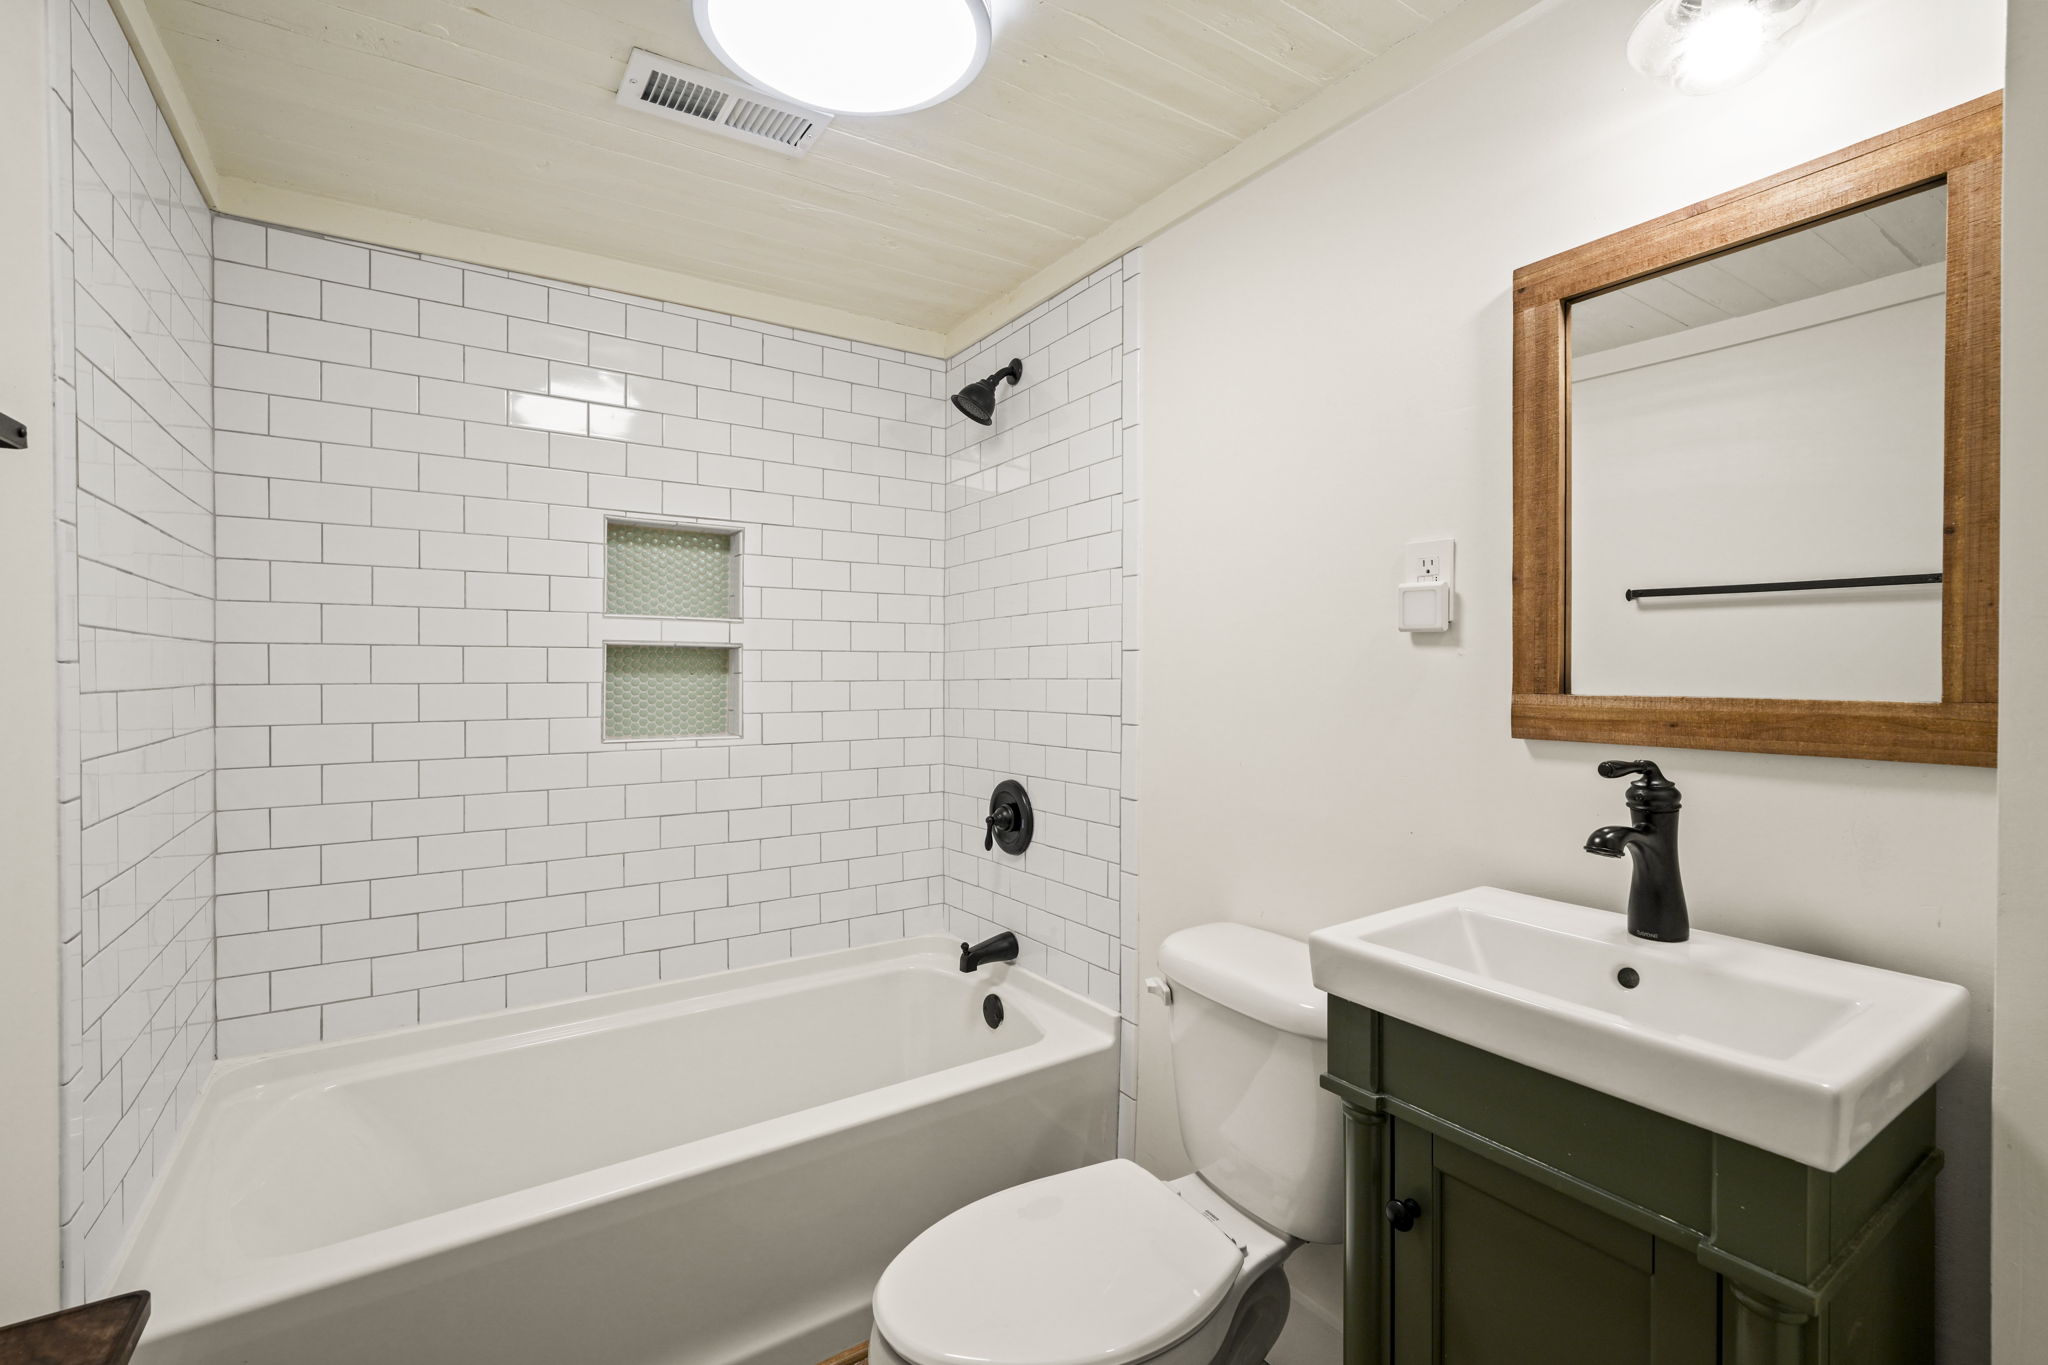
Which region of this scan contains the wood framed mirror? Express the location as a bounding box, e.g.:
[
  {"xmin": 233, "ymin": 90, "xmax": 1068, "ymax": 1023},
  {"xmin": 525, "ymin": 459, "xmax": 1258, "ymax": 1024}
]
[{"xmin": 1512, "ymin": 95, "xmax": 2001, "ymax": 767}]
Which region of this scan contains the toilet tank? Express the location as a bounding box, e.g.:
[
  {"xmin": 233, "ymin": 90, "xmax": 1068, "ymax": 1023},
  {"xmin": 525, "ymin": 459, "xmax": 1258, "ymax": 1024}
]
[{"xmin": 1159, "ymin": 924, "xmax": 1345, "ymax": 1244}]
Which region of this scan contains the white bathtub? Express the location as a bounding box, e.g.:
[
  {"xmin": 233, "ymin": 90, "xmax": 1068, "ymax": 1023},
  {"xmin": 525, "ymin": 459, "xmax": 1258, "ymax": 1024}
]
[{"xmin": 111, "ymin": 937, "xmax": 1119, "ymax": 1365}]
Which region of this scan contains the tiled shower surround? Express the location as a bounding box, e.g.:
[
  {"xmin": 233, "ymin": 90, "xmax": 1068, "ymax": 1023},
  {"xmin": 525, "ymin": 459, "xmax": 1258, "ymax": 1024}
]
[
  {"xmin": 207, "ymin": 220, "xmax": 953, "ymax": 1055},
  {"xmin": 942, "ymin": 261, "xmax": 1142, "ymax": 1143},
  {"xmin": 208, "ymin": 224, "xmax": 1139, "ymax": 1065},
  {"xmin": 49, "ymin": 0, "xmax": 218, "ymax": 1298}
]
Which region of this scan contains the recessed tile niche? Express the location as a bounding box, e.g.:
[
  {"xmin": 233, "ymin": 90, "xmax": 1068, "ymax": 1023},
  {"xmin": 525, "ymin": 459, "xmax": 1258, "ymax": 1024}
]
[
  {"xmin": 604, "ymin": 644, "xmax": 739, "ymax": 741},
  {"xmin": 605, "ymin": 520, "xmax": 739, "ymax": 619},
  {"xmin": 603, "ymin": 519, "xmax": 742, "ymax": 740}
]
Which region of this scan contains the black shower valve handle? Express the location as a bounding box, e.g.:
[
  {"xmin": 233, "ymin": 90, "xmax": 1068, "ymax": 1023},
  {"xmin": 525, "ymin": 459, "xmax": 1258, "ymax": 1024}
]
[{"xmin": 982, "ymin": 779, "xmax": 1034, "ymax": 856}]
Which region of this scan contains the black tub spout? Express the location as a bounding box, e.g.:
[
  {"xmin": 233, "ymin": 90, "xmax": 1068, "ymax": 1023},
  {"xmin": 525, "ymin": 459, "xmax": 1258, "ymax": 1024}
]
[{"xmin": 960, "ymin": 931, "xmax": 1020, "ymax": 973}]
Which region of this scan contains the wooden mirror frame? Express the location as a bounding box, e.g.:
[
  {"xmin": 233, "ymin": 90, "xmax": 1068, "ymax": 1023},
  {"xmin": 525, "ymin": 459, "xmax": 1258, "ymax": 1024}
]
[{"xmin": 1512, "ymin": 95, "xmax": 2002, "ymax": 768}]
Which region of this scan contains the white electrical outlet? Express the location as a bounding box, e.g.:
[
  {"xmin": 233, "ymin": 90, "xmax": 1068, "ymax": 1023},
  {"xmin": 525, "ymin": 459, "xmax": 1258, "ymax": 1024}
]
[
  {"xmin": 1406, "ymin": 539, "xmax": 1454, "ymax": 584},
  {"xmin": 1398, "ymin": 538, "xmax": 1455, "ymax": 633}
]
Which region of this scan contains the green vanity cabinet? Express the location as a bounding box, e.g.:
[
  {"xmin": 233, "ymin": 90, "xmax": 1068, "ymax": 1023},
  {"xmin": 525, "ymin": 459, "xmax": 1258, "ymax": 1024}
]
[
  {"xmin": 1323, "ymin": 999, "xmax": 1941, "ymax": 1365},
  {"xmin": 1382, "ymin": 1117, "xmax": 1721, "ymax": 1365}
]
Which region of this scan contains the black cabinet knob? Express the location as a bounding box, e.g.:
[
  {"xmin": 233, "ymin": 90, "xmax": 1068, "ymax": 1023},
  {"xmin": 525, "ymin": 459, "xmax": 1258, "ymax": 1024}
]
[{"xmin": 1384, "ymin": 1198, "xmax": 1421, "ymax": 1233}]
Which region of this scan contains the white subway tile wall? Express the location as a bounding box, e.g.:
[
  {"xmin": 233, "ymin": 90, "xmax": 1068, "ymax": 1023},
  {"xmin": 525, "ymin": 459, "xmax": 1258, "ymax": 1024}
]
[
  {"xmin": 209, "ymin": 221, "xmax": 954, "ymax": 1055},
  {"xmin": 49, "ymin": 0, "xmax": 218, "ymax": 1299},
  {"xmin": 942, "ymin": 257, "xmax": 1141, "ymax": 1153}
]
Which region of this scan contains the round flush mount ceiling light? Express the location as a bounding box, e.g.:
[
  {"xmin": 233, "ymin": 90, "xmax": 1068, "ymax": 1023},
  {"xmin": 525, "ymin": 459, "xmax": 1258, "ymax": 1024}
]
[
  {"xmin": 1628, "ymin": 0, "xmax": 1818, "ymax": 96},
  {"xmin": 693, "ymin": 0, "xmax": 992, "ymax": 116}
]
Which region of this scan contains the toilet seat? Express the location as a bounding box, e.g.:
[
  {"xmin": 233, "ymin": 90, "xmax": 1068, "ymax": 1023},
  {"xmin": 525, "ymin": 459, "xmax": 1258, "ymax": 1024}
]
[{"xmin": 872, "ymin": 1160, "xmax": 1246, "ymax": 1365}]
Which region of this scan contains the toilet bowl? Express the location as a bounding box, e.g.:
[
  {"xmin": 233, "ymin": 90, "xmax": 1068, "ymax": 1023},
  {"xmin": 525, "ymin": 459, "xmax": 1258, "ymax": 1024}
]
[
  {"xmin": 867, "ymin": 924, "xmax": 1341, "ymax": 1365},
  {"xmin": 869, "ymin": 1160, "xmax": 1296, "ymax": 1365}
]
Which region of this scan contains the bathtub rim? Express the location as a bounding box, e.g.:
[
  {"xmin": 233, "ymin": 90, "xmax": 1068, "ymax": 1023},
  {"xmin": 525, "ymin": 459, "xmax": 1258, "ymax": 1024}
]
[{"xmin": 111, "ymin": 936, "xmax": 1118, "ymax": 1339}]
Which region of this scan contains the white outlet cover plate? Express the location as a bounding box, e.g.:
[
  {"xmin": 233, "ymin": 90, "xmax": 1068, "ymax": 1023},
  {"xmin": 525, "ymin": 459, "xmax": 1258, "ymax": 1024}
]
[{"xmin": 1405, "ymin": 538, "xmax": 1454, "ymax": 583}]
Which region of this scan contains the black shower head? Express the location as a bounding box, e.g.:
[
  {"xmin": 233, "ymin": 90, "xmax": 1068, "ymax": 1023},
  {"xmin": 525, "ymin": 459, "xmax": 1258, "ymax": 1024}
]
[
  {"xmin": 951, "ymin": 358, "xmax": 1023, "ymax": 426},
  {"xmin": 951, "ymin": 377, "xmax": 999, "ymax": 425}
]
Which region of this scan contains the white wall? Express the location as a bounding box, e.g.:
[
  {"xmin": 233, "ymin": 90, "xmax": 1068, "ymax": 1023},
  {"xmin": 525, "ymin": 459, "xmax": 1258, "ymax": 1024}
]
[
  {"xmin": 0, "ymin": 0, "xmax": 63, "ymax": 1322},
  {"xmin": 941, "ymin": 256, "xmax": 1141, "ymax": 1149},
  {"xmin": 1137, "ymin": 0, "xmax": 2003, "ymax": 1357},
  {"xmin": 206, "ymin": 221, "xmax": 949, "ymax": 1054},
  {"xmin": 1994, "ymin": 1, "xmax": 2048, "ymax": 1359},
  {"xmin": 50, "ymin": 0, "xmax": 219, "ymax": 1301},
  {"xmin": 1572, "ymin": 286, "xmax": 1946, "ymax": 700}
]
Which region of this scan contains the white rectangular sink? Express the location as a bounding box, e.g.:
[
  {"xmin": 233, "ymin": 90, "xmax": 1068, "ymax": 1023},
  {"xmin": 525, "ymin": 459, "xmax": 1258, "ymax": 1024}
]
[{"xmin": 1308, "ymin": 887, "xmax": 1968, "ymax": 1171}]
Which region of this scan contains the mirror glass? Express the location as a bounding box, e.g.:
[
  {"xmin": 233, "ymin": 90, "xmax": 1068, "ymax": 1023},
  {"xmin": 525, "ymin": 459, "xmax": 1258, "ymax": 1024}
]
[{"xmin": 1567, "ymin": 183, "xmax": 1948, "ymax": 701}]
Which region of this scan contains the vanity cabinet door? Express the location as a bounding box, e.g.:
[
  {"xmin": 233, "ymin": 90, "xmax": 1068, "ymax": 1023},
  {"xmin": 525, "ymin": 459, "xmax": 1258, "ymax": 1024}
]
[{"xmin": 1386, "ymin": 1120, "xmax": 1720, "ymax": 1365}]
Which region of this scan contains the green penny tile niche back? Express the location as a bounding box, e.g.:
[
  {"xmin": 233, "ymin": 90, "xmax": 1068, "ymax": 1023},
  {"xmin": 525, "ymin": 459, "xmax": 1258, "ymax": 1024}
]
[
  {"xmin": 606, "ymin": 522, "xmax": 735, "ymax": 619},
  {"xmin": 604, "ymin": 645, "xmax": 735, "ymax": 740}
]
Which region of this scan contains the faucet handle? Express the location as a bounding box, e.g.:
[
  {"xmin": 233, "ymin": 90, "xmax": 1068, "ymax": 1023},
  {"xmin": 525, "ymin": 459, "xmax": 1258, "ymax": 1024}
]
[{"xmin": 1597, "ymin": 759, "xmax": 1681, "ymax": 811}]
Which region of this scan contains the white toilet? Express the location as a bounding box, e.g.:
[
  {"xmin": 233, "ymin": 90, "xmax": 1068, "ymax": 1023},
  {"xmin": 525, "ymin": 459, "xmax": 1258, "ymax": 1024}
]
[{"xmin": 868, "ymin": 923, "xmax": 1342, "ymax": 1365}]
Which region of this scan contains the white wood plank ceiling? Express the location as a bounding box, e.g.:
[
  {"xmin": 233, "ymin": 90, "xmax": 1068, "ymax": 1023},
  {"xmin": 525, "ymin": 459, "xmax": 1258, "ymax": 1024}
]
[{"xmin": 136, "ymin": 0, "xmax": 1470, "ymax": 347}]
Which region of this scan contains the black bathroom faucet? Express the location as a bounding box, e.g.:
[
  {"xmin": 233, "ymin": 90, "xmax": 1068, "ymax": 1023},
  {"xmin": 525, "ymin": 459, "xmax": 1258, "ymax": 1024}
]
[{"xmin": 1583, "ymin": 759, "xmax": 1690, "ymax": 943}]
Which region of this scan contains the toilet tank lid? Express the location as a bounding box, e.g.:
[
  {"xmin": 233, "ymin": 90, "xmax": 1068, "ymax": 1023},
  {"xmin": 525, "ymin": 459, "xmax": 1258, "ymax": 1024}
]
[{"xmin": 1158, "ymin": 923, "xmax": 1325, "ymax": 1039}]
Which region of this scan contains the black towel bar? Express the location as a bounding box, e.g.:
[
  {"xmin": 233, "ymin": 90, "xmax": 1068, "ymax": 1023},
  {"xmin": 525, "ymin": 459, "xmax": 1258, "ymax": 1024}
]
[{"xmin": 1624, "ymin": 573, "xmax": 1942, "ymax": 602}]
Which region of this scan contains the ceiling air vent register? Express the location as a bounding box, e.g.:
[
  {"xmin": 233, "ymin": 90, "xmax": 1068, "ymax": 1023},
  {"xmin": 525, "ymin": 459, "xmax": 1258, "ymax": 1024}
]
[{"xmin": 616, "ymin": 49, "xmax": 831, "ymax": 157}]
